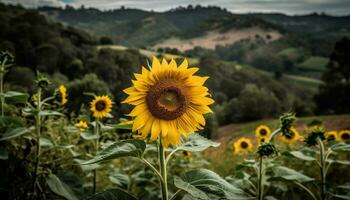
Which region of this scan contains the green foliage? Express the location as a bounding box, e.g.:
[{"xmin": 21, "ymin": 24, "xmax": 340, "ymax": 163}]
[
  {"xmin": 315, "ymin": 37, "xmax": 350, "ymax": 114},
  {"xmin": 81, "ymin": 140, "xmax": 146, "ymax": 165},
  {"xmin": 86, "ymin": 188, "xmax": 138, "ymax": 200}
]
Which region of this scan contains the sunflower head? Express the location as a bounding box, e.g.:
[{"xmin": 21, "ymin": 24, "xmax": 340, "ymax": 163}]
[
  {"xmin": 305, "ymin": 127, "xmax": 326, "ymax": 146},
  {"xmin": 35, "ymin": 72, "xmax": 51, "ymax": 89},
  {"xmin": 256, "ymin": 125, "xmax": 271, "ymax": 138},
  {"xmin": 280, "ymin": 112, "xmax": 296, "ymax": 138},
  {"xmin": 339, "ymin": 130, "xmax": 350, "ymax": 143},
  {"xmin": 0, "ymin": 51, "xmax": 14, "ymax": 66},
  {"xmin": 257, "ymin": 142, "xmax": 278, "ymax": 158},
  {"xmin": 182, "ymin": 151, "xmax": 192, "ymax": 159},
  {"xmin": 326, "ymin": 131, "xmax": 338, "ymax": 142},
  {"xmin": 233, "ymin": 137, "xmax": 253, "ymax": 154},
  {"xmin": 90, "ymin": 95, "xmax": 113, "ymax": 118},
  {"xmin": 280, "ymin": 127, "xmax": 300, "ymax": 144},
  {"xmin": 75, "ymin": 120, "xmax": 88, "ymax": 131},
  {"xmin": 122, "ymin": 57, "xmax": 214, "ymax": 147},
  {"xmin": 58, "ymin": 85, "xmax": 68, "ymax": 105}
]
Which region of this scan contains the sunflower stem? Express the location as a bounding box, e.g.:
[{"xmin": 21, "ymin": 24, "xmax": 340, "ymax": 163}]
[
  {"xmin": 30, "ymin": 87, "xmax": 42, "ymax": 199},
  {"xmin": 267, "ymin": 128, "xmax": 281, "ymax": 143},
  {"xmin": 257, "ymin": 156, "xmax": 264, "ymax": 200},
  {"xmin": 317, "ymin": 138, "xmax": 327, "ymax": 200},
  {"xmin": 158, "ymin": 138, "xmax": 168, "ymax": 200},
  {"xmin": 0, "ymin": 58, "xmax": 6, "ymax": 117},
  {"xmin": 92, "ymin": 118, "xmax": 100, "ymax": 194}
]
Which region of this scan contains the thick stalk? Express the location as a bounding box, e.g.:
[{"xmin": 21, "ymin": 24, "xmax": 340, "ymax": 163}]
[
  {"xmin": 158, "ymin": 138, "xmax": 168, "ymax": 200},
  {"xmin": 31, "ymin": 88, "xmax": 42, "ymax": 198},
  {"xmin": 0, "ymin": 61, "xmax": 5, "ymax": 117},
  {"xmin": 257, "ymin": 156, "xmax": 264, "ymax": 200},
  {"xmin": 317, "ymin": 138, "xmax": 326, "ymax": 200},
  {"xmin": 92, "ymin": 118, "xmax": 100, "ymax": 194}
]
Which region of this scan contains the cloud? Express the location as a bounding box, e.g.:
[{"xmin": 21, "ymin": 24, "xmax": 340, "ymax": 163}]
[{"xmin": 1, "ymin": 0, "xmax": 350, "ymax": 15}]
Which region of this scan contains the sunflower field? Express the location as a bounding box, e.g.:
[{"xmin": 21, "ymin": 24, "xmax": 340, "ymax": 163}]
[{"xmin": 1, "ymin": 50, "xmax": 350, "ymax": 200}]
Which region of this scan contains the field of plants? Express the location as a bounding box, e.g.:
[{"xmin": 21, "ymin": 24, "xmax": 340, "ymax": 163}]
[{"xmin": 0, "ymin": 51, "xmax": 350, "ymax": 200}]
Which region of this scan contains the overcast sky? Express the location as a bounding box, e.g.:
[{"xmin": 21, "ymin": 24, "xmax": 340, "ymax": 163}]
[{"xmin": 1, "ymin": 0, "xmax": 350, "ymax": 15}]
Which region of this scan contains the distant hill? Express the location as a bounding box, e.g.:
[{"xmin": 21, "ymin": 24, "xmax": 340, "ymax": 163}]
[{"xmin": 39, "ymin": 6, "xmax": 350, "ymax": 49}]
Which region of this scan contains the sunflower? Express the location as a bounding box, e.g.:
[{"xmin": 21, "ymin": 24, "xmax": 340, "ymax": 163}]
[
  {"xmin": 90, "ymin": 96, "xmax": 113, "ymax": 118},
  {"xmin": 122, "ymin": 57, "xmax": 214, "ymax": 147},
  {"xmin": 58, "ymin": 85, "xmax": 68, "ymax": 105},
  {"xmin": 326, "ymin": 131, "xmax": 338, "ymax": 141},
  {"xmin": 258, "ymin": 137, "xmax": 267, "ymax": 145},
  {"xmin": 75, "ymin": 120, "xmax": 88, "ymax": 131},
  {"xmin": 339, "ymin": 130, "xmax": 350, "ymax": 142},
  {"xmin": 182, "ymin": 151, "xmax": 192, "ymax": 159},
  {"xmin": 255, "ymin": 125, "xmax": 271, "ymax": 139},
  {"xmin": 233, "ymin": 137, "xmax": 253, "ymax": 153},
  {"xmin": 280, "ymin": 127, "xmax": 300, "ymax": 144}
]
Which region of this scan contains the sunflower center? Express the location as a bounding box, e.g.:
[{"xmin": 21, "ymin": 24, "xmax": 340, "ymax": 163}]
[
  {"xmin": 341, "ymin": 133, "xmax": 350, "ymax": 140},
  {"xmin": 146, "ymin": 80, "xmax": 188, "ymax": 120},
  {"xmin": 95, "ymin": 101, "xmax": 106, "ymax": 111},
  {"xmin": 260, "ymin": 129, "xmax": 267, "ymax": 136},
  {"xmin": 240, "ymin": 141, "xmax": 248, "ymax": 149},
  {"xmin": 285, "ymin": 131, "xmax": 295, "ymax": 139},
  {"xmin": 328, "ymin": 135, "xmax": 335, "ymax": 140}
]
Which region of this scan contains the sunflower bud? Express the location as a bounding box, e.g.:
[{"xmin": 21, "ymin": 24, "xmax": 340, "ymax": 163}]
[
  {"xmin": 257, "ymin": 142, "xmax": 278, "ymax": 158},
  {"xmin": 305, "ymin": 127, "xmax": 326, "ymax": 146},
  {"xmin": 0, "ymin": 51, "xmax": 15, "ymax": 66},
  {"xmin": 280, "ymin": 112, "xmax": 296, "ymax": 138},
  {"xmin": 35, "ymin": 72, "xmax": 51, "ymax": 89}
]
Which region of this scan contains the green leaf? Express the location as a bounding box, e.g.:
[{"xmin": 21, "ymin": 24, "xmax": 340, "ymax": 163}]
[
  {"xmin": 0, "ymin": 127, "xmax": 33, "ymax": 141},
  {"xmin": 40, "ymin": 137, "xmax": 54, "ymax": 147},
  {"xmin": 175, "ymin": 169, "xmax": 252, "ymax": 199},
  {"xmin": 328, "ymin": 159, "xmax": 350, "ymax": 165},
  {"xmin": 85, "ymin": 188, "xmax": 137, "ymax": 200},
  {"xmin": 46, "ymin": 174, "xmax": 79, "ymax": 200},
  {"xmin": 39, "ymin": 110, "xmax": 64, "ymax": 117},
  {"xmin": 175, "ymin": 134, "xmax": 220, "ymax": 152},
  {"xmin": 109, "ymin": 170, "xmax": 130, "ymax": 188},
  {"xmin": 80, "ymin": 139, "xmax": 146, "ymax": 165},
  {"xmin": 332, "ymin": 194, "xmax": 350, "ymax": 200},
  {"xmin": 80, "ymin": 131, "xmax": 99, "ymax": 140},
  {"xmin": 2, "ymin": 91, "xmax": 29, "ymax": 104},
  {"xmin": 113, "ymin": 122, "xmax": 133, "ymax": 130},
  {"xmin": 331, "ymin": 143, "xmax": 350, "ymax": 152},
  {"xmin": 174, "ymin": 176, "xmax": 209, "ymax": 200},
  {"xmin": 0, "ymin": 147, "xmax": 8, "ymax": 160},
  {"xmin": 289, "ymin": 151, "xmax": 316, "ymax": 161},
  {"xmin": 271, "ymin": 166, "xmax": 314, "ymax": 183},
  {"xmin": 0, "ymin": 116, "xmax": 23, "ymax": 129}
]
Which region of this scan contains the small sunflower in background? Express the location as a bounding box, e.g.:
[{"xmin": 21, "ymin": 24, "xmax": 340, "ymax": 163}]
[
  {"xmin": 182, "ymin": 151, "xmax": 192, "ymax": 160},
  {"xmin": 58, "ymin": 85, "xmax": 68, "ymax": 105},
  {"xmin": 326, "ymin": 131, "xmax": 339, "ymax": 142},
  {"xmin": 255, "ymin": 125, "xmax": 271, "ymax": 140},
  {"xmin": 258, "ymin": 137, "xmax": 267, "ymax": 145},
  {"xmin": 90, "ymin": 95, "xmax": 113, "ymax": 118},
  {"xmin": 122, "ymin": 57, "xmax": 214, "ymax": 147},
  {"xmin": 280, "ymin": 127, "xmax": 301, "ymax": 144},
  {"xmin": 75, "ymin": 120, "xmax": 88, "ymax": 131},
  {"xmin": 339, "ymin": 130, "xmax": 350, "ymax": 142},
  {"xmin": 233, "ymin": 137, "xmax": 253, "ymax": 154}
]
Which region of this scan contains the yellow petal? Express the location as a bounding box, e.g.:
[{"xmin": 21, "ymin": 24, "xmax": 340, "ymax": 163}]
[
  {"xmin": 178, "ymin": 58, "xmax": 188, "ymax": 70},
  {"xmin": 151, "ymin": 119, "xmax": 161, "ymax": 141}
]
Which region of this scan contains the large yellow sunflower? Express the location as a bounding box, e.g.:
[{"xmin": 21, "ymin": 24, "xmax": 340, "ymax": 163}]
[
  {"xmin": 90, "ymin": 96, "xmax": 113, "ymax": 118},
  {"xmin": 280, "ymin": 127, "xmax": 301, "ymax": 144},
  {"xmin": 122, "ymin": 57, "xmax": 214, "ymax": 147},
  {"xmin": 233, "ymin": 137, "xmax": 253, "ymax": 154},
  {"xmin": 326, "ymin": 131, "xmax": 339, "ymax": 141},
  {"xmin": 58, "ymin": 85, "xmax": 68, "ymax": 105},
  {"xmin": 339, "ymin": 130, "xmax": 350, "ymax": 142},
  {"xmin": 255, "ymin": 125, "xmax": 271, "ymax": 139}
]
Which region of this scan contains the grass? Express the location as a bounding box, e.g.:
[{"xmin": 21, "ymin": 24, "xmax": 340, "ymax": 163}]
[{"xmin": 298, "ymin": 56, "xmax": 329, "ymax": 71}]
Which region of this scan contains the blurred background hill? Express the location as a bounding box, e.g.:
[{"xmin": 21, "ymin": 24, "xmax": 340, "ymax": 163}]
[{"xmin": 0, "ymin": 3, "xmax": 349, "ymax": 138}]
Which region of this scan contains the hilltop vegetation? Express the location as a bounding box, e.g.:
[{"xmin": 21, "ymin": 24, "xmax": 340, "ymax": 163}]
[{"xmin": 0, "ymin": 3, "xmax": 349, "ymax": 133}]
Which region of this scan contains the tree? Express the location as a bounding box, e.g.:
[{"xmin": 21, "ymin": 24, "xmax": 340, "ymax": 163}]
[{"xmin": 315, "ymin": 37, "xmax": 350, "ymax": 114}]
